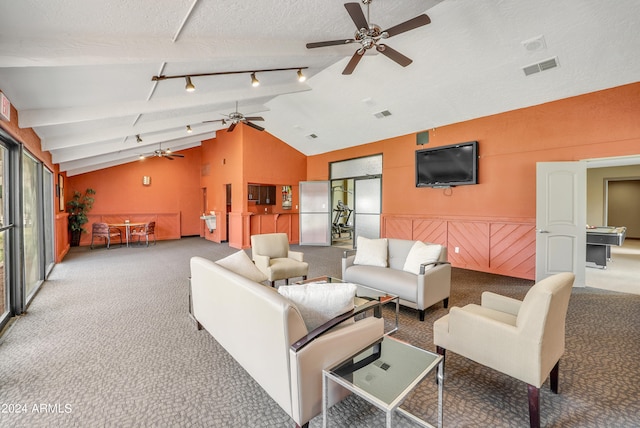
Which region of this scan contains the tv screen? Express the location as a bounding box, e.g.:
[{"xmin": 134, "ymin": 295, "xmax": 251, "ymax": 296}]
[{"xmin": 415, "ymin": 141, "xmax": 478, "ymax": 187}]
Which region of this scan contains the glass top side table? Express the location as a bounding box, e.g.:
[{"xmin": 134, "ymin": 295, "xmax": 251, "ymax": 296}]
[{"xmin": 323, "ymin": 336, "xmax": 443, "ymax": 428}]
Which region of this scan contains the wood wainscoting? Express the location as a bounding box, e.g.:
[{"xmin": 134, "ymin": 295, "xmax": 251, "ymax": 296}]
[{"xmin": 382, "ymin": 215, "xmax": 536, "ymax": 280}]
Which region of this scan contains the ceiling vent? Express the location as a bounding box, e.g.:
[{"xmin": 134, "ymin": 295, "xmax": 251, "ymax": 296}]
[
  {"xmin": 523, "ymin": 57, "xmax": 559, "ymax": 76},
  {"xmin": 306, "ymin": 133, "xmax": 318, "ymax": 140},
  {"xmin": 373, "ymin": 110, "xmax": 392, "ymax": 119}
]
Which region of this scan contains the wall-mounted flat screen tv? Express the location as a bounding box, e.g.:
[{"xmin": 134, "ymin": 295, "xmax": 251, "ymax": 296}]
[{"xmin": 415, "ymin": 141, "xmax": 478, "ymax": 187}]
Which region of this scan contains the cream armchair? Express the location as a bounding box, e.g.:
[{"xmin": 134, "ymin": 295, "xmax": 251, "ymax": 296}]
[
  {"xmin": 251, "ymin": 233, "xmax": 309, "ymax": 287},
  {"xmin": 433, "ymin": 272, "xmax": 575, "ymax": 428}
]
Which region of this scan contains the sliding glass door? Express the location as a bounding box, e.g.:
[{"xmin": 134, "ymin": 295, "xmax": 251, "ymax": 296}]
[
  {"xmin": 22, "ymin": 152, "xmax": 42, "ymax": 298},
  {"xmin": 0, "ymin": 144, "xmax": 9, "ymax": 324}
]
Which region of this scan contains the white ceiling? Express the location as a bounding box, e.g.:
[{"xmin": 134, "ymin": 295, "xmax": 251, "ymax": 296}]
[{"xmin": 1, "ymin": 0, "xmax": 639, "ymax": 176}]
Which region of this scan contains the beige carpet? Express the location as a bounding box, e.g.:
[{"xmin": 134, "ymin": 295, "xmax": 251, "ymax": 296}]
[
  {"xmin": 0, "ymin": 237, "xmax": 638, "ymax": 427},
  {"xmin": 586, "ymin": 238, "xmax": 640, "ymax": 295}
]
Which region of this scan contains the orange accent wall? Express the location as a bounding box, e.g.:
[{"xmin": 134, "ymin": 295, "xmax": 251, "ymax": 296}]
[
  {"xmin": 66, "ymin": 146, "xmax": 202, "ymax": 246},
  {"xmin": 200, "ymin": 123, "xmax": 307, "ymax": 248},
  {"xmin": 308, "ymin": 82, "xmax": 640, "ymax": 279}
]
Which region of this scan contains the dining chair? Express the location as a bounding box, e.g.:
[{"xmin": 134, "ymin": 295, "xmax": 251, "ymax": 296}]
[
  {"xmin": 130, "ymin": 221, "xmax": 156, "ymax": 246},
  {"xmin": 90, "ymin": 222, "xmax": 123, "ymax": 249}
]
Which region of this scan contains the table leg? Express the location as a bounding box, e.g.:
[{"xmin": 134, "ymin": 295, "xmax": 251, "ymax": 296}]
[
  {"xmin": 322, "ymin": 371, "xmax": 328, "ymax": 428},
  {"xmin": 437, "ymin": 360, "xmax": 443, "ymax": 428}
]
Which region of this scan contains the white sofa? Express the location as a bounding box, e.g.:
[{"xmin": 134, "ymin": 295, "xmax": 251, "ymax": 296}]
[
  {"xmin": 342, "ymin": 238, "xmax": 451, "ymax": 321},
  {"xmin": 190, "ymin": 256, "xmax": 384, "ymax": 428}
]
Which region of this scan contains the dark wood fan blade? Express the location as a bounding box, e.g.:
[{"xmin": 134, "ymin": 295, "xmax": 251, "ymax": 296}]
[
  {"xmin": 245, "ymin": 121, "xmax": 265, "ymax": 132},
  {"xmin": 244, "ymin": 116, "xmax": 264, "ymax": 121},
  {"xmin": 342, "ymin": 50, "xmax": 365, "ymax": 75},
  {"xmin": 383, "ymin": 14, "xmax": 431, "ymax": 38},
  {"xmin": 168, "ymin": 153, "xmax": 185, "ymax": 157},
  {"xmin": 345, "ymin": 3, "xmax": 368, "ymax": 30},
  {"xmin": 165, "ymin": 156, "xmax": 175, "ymax": 160},
  {"xmin": 306, "ymin": 39, "xmax": 355, "ymax": 49},
  {"xmin": 227, "ymin": 122, "xmax": 237, "ymax": 132},
  {"xmin": 203, "ymin": 119, "xmax": 224, "ymax": 123},
  {"xmin": 376, "ymin": 44, "xmax": 412, "ymax": 67}
]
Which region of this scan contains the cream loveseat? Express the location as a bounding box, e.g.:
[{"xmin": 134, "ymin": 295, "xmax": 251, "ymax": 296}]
[
  {"xmin": 190, "ymin": 254, "xmax": 384, "ymax": 428},
  {"xmin": 342, "ymin": 237, "xmax": 451, "ymax": 321}
]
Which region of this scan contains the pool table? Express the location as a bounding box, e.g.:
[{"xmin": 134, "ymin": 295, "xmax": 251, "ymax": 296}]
[{"xmin": 586, "ymin": 226, "xmax": 626, "ymax": 269}]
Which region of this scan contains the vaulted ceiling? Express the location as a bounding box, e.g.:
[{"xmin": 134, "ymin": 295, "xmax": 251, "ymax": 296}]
[{"xmin": 1, "ymin": 0, "xmax": 639, "ymax": 176}]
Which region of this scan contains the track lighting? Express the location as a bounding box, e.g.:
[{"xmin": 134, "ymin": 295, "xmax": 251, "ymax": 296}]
[
  {"xmin": 136, "ymin": 134, "xmax": 142, "ymax": 143},
  {"xmin": 152, "ymin": 67, "xmax": 309, "ymax": 88},
  {"xmin": 186, "ymin": 125, "xmax": 193, "ymax": 133},
  {"xmin": 185, "ymin": 76, "xmax": 195, "ymax": 92}
]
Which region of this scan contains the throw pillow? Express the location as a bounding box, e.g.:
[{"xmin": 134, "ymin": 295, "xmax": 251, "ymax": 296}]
[
  {"xmin": 403, "ymin": 241, "xmax": 442, "ymax": 275},
  {"xmin": 215, "ymin": 250, "xmax": 268, "ymax": 283},
  {"xmin": 353, "ymin": 236, "xmax": 388, "ymax": 267},
  {"xmin": 278, "ymin": 282, "xmax": 357, "ymax": 331}
]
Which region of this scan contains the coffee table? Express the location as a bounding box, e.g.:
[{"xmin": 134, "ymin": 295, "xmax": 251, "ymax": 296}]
[
  {"xmin": 323, "ymin": 336, "xmax": 443, "ymax": 428},
  {"xmin": 297, "ymin": 276, "xmax": 400, "ymax": 335}
]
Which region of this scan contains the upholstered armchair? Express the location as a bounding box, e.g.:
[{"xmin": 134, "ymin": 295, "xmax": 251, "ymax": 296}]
[
  {"xmin": 433, "ymin": 272, "xmax": 575, "ymax": 428},
  {"xmin": 250, "ymin": 233, "xmax": 309, "ymax": 287},
  {"xmin": 90, "ymin": 222, "xmax": 123, "ymax": 249}
]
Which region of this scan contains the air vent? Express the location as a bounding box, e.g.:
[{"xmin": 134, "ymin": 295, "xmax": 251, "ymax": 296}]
[
  {"xmin": 373, "ymin": 110, "xmax": 392, "ymax": 119},
  {"xmin": 306, "ymin": 133, "xmax": 318, "ymax": 140},
  {"xmin": 523, "ymin": 57, "xmax": 559, "ymax": 76}
]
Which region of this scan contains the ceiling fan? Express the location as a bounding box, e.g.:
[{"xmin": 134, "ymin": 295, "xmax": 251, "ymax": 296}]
[
  {"xmin": 141, "ymin": 143, "xmax": 184, "ymax": 160},
  {"xmin": 306, "ymin": 0, "xmax": 431, "ymax": 75},
  {"xmin": 203, "ymin": 101, "xmax": 265, "ymax": 132}
]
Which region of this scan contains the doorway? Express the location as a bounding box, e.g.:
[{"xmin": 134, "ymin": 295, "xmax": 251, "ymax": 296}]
[
  {"xmin": 331, "ymin": 179, "xmax": 354, "ymax": 248},
  {"xmin": 584, "ymin": 162, "xmax": 640, "ymax": 294}
]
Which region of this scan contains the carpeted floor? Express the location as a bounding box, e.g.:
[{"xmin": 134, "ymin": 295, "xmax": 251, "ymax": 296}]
[{"xmin": 0, "ymin": 237, "xmax": 638, "ymax": 427}]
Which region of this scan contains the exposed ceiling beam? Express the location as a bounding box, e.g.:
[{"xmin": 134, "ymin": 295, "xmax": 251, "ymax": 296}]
[{"xmin": 19, "ymin": 83, "xmax": 310, "ymax": 127}]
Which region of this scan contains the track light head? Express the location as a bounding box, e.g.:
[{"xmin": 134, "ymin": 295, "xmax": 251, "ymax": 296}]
[
  {"xmin": 251, "ymin": 72, "xmax": 260, "ymax": 87},
  {"xmin": 136, "ymin": 134, "xmax": 142, "ymax": 143},
  {"xmin": 186, "ymin": 125, "xmax": 193, "ymax": 133},
  {"xmin": 297, "ymin": 69, "xmax": 306, "ymax": 82},
  {"xmin": 185, "ymin": 76, "xmax": 195, "ymax": 92}
]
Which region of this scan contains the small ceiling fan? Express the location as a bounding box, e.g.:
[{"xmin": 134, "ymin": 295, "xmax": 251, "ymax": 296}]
[
  {"xmin": 141, "ymin": 143, "xmax": 184, "ymax": 160},
  {"xmin": 306, "ymin": 0, "xmax": 431, "ymax": 75},
  {"xmin": 203, "ymin": 101, "xmax": 265, "ymax": 132}
]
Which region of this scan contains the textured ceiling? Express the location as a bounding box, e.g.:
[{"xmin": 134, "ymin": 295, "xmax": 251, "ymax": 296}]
[{"xmin": 0, "ymin": 0, "xmax": 639, "ymax": 175}]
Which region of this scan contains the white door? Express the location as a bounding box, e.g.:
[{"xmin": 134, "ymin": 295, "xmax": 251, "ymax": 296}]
[
  {"xmin": 536, "ymin": 162, "xmax": 586, "ymax": 286},
  {"xmin": 354, "ymin": 177, "xmax": 382, "ymax": 241},
  {"xmin": 299, "ymin": 181, "xmax": 331, "ymax": 246}
]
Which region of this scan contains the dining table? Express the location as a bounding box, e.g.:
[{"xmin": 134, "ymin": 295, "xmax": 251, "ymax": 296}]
[{"xmin": 107, "ymin": 222, "xmax": 146, "ymax": 247}]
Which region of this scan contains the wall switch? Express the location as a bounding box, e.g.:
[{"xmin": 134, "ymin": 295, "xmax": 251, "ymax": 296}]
[{"xmin": 455, "ymin": 247, "xmax": 460, "ymax": 253}]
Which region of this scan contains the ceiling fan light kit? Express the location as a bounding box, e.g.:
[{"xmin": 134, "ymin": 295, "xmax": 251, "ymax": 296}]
[
  {"xmin": 203, "ymin": 101, "xmax": 265, "ymax": 133},
  {"xmin": 140, "ymin": 143, "xmax": 185, "ymax": 160},
  {"xmin": 306, "ymin": 1, "xmax": 431, "ymax": 75}
]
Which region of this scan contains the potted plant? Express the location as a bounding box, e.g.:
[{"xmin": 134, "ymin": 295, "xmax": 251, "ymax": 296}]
[{"xmin": 67, "ymin": 188, "xmax": 96, "ymax": 246}]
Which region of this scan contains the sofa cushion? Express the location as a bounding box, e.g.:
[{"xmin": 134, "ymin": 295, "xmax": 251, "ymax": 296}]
[
  {"xmin": 353, "ymin": 236, "xmax": 388, "ymax": 267},
  {"xmin": 216, "ymin": 250, "xmax": 268, "ymax": 283},
  {"xmin": 278, "ymin": 282, "xmax": 357, "ymax": 331},
  {"xmin": 343, "ymin": 265, "xmax": 418, "ymax": 302},
  {"xmin": 402, "ymin": 241, "xmax": 442, "ymax": 275}
]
